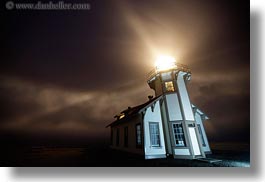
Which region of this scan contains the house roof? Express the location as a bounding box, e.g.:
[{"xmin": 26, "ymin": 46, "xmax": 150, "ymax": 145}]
[
  {"xmin": 191, "ymin": 104, "xmax": 209, "ymax": 120},
  {"xmin": 106, "ymin": 95, "xmax": 162, "ymax": 128},
  {"xmin": 106, "ymin": 96, "xmax": 209, "ymax": 128}
]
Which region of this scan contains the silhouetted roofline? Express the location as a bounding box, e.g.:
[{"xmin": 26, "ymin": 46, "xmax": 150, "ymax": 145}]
[
  {"xmin": 192, "ymin": 104, "xmax": 209, "ymax": 120},
  {"xmin": 106, "ymin": 95, "xmax": 162, "ymax": 128}
]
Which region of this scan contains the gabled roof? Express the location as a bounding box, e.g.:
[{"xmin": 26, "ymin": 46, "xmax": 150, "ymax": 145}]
[
  {"xmin": 106, "ymin": 95, "xmax": 162, "ymax": 128},
  {"xmin": 191, "ymin": 104, "xmax": 209, "ymax": 120}
]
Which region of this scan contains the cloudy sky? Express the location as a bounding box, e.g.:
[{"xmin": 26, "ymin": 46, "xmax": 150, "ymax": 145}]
[{"xmin": 1, "ymin": 0, "xmax": 249, "ymax": 144}]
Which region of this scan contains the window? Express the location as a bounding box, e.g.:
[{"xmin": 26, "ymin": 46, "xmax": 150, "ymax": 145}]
[
  {"xmin": 116, "ymin": 128, "xmax": 120, "ymax": 146},
  {"xmin": 172, "ymin": 123, "xmax": 186, "ymax": 146},
  {"xmin": 197, "ymin": 124, "xmax": 206, "ymax": 147},
  {"xmin": 119, "ymin": 113, "xmax": 125, "ymax": 119},
  {"xmin": 135, "ymin": 124, "xmax": 142, "ymax": 147},
  {"xmin": 124, "ymin": 127, "xmax": 128, "ymax": 147},
  {"xmin": 149, "ymin": 122, "xmax": 161, "ymax": 147},
  {"xmin": 165, "ymin": 81, "xmax": 175, "ymax": 92}
]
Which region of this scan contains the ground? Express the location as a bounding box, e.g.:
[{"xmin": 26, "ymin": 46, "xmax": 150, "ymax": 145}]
[{"xmin": 0, "ymin": 142, "xmax": 249, "ymax": 167}]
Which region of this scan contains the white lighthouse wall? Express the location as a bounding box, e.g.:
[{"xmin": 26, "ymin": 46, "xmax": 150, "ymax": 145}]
[
  {"xmin": 195, "ymin": 112, "xmax": 211, "ymax": 153},
  {"xmin": 161, "ymin": 72, "xmax": 172, "ymax": 81},
  {"xmin": 143, "ymin": 101, "xmax": 166, "ymax": 159},
  {"xmin": 176, "ymin": 72, "xmax": 195, "ymax": 121},
  {"xmin": 166, "ymin": 94, "xmax": 182, "ymax": 121}
]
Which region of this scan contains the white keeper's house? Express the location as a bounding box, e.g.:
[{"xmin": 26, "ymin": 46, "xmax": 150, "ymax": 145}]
[{"xmin": 106, "ymin": 56, "xmax": 211, "ymax": 159}]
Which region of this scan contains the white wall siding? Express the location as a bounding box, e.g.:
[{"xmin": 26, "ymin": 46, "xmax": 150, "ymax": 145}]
[
  {"xmin": 143, "ymin": 101, "xmax": 166, "ymax": 158},
  {"xmin": 189, "ymin": 127, "xmax": 201, "ymax": 155},
  {"xmin": 195, "ymin": 112, "xmax": 211, "ymax": 153},
  {"xmin": 176, "ymin": 72, "xmax": 194, "ymax": 121},
  {"xmin": 174, "ymin": 149, "xmax": 190, "ymax": 155},
  {"xmin": 166, "ymin": 94, "xmax": 182, "ymax": 121}
]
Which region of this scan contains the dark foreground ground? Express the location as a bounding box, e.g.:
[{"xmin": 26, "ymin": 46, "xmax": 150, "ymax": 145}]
[{"xmin": 0, "ymin": 142, "xmax": 250, "ymax": 167}]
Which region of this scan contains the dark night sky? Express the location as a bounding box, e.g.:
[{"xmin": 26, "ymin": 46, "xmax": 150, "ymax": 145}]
[{"xmin": 1, "ymin": 0, "xmax": 249, "ymax": 144}]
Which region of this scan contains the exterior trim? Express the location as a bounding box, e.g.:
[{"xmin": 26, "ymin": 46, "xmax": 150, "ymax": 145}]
[
  {"xmin": 145, "ymin": 154, "xmax": 167, "ymax": 160},
  {"xmin": 204, "ymin": 151, "xmax": 212, "ymax": 155}
]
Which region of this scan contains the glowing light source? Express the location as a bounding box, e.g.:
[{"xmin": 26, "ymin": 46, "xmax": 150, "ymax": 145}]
[
  {"xmin": 119, "ymin": 113, "xmax": 125, "ymax": 119},
  {"xmin": 155, "ymin": 55, "xmax": 176, "ymax": 71}
]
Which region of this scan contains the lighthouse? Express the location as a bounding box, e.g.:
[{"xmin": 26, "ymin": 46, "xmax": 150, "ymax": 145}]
[
  {"xmin": 146, "ymin": 55, "xmax": 210, "ymax": 159},
  {"xmin": 106, "ymin": 55, "xmax": 211, "ymax": 159}
]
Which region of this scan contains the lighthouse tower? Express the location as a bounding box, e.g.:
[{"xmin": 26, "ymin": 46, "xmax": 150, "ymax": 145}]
[{"xmin": 147, "ymin": 56, "xmax": 206, "ymax": 159}]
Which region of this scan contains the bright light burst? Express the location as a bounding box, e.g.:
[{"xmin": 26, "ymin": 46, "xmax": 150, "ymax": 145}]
[{"xmin": 155, "ymin": 55, "xmax": 176, "ymax": 71}]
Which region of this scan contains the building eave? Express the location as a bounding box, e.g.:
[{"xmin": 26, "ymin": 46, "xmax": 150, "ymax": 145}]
[
  {"xmin": 105, "ymin": 95, "xmax": 163, "ymax": 128},
  {"xmin": 191, "ymin": 104, "xmax": 210, "ymax": 120}
]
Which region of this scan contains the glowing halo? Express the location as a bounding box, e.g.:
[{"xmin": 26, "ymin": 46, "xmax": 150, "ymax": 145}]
[{"xmin": 155, "ymin": 55, "xmax": 176, "ymax": 71}]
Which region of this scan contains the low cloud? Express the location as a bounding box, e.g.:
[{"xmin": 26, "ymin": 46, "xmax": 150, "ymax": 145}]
[{"xmin": 0, "ymin": 76, "xmax": 153, "ymax": 137}]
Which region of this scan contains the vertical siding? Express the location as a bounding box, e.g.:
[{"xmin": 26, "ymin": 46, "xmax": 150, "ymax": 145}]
[
  {"xmin": 160, "ymin": 100, "xmax": 172, "ymax": 154},
  {"xmin": 166, "ymin": 93, "xmax": 182, "ymax": 121},
  {"xmin": 195, "ymin": 113, "xmax": 211, "ymax": 153},
  {"xmin": 176, "ymin": 72, "xmax": 194, "ymax": 121},
  {"xmin": 143, "ymin": 101, "xmax": 166, "ymax": 157}
]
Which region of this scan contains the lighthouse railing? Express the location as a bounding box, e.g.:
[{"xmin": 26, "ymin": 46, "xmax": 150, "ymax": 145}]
[{"xmin": 146, "ymin": 62, "xmax": 191, "ymax": 81}]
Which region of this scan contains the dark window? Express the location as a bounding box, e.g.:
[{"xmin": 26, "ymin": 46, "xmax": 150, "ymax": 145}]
[
  {"xmin": 149, "ymin": 122, "xmax": 161, "ymax": 147},
  {"xmin": 135, "ymin": 124, "xmax": 142, "ymax": 147},
  {"xmin": 124, "ymin": 127, "xmax": 128, "ymax": 147},
  {"xmin": 188, "ymin": 123, "xmax": 195, "ymax": 127},
  {"xmin": 116, "ymin": 128, "xmax": 120, "ymax": 147},
  {"xmin": 197, "ymin": 124, "xmax": 206, "ymax": 147},
  {"xmin": 172, "ymin": 123, "xmax": 186, "ymax": 147}
]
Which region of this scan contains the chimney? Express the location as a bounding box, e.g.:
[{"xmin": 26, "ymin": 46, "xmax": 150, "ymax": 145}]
[{"xmin": 148, "ymin": 95, "xmax": 153, "ymax": 100}]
